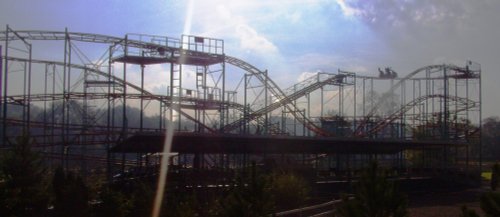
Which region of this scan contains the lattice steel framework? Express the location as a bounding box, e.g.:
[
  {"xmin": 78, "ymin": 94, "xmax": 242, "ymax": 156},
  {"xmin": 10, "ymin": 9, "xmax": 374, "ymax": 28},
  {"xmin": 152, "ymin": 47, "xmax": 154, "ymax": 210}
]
[{"xmin": 0, "ymin": 26, "xmax": 482, "ymax": 178}]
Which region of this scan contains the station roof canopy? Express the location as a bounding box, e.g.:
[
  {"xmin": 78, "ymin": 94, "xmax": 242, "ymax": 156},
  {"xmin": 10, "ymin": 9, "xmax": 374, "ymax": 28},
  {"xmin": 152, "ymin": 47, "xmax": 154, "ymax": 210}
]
[{"xmin": 111, "ymin": 132, "xmax": 467, "ymax": 154}]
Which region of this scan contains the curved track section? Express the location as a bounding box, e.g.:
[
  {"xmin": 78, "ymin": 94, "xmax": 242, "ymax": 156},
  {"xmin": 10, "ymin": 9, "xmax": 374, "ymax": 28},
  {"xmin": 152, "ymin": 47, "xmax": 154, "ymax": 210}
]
[
  {"xmin": 225, "ymin": 56, "xmax": 328, "ymax": 136},
  {"xmin": 366, "ymin": 94, "xmax": 478, "ymax": 136},
  {"xmin": 353, "ymin": 64, "xmax": 474, "ymax": 136}
]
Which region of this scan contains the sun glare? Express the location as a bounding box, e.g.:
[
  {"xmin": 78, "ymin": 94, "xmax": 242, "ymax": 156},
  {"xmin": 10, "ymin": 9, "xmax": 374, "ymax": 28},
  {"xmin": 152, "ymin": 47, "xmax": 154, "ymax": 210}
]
[
  {"xmin": 151, "ymin": 1, "xmax": 195, "ymax": 217},
  {"xmin": 182, "ymin": 0, "xmax": 194, "ymax": 36}
]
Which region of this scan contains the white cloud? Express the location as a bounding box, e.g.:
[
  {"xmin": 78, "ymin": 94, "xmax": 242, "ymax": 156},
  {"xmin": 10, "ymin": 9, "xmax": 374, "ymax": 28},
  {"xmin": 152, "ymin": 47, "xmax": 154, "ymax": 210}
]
[
  {"xmin": 292, "ymin": 53, "xmax": 370, "ymax": 73},
  {"xmin": 286, "ymin": 11, "xmax": 302, "ymax": 24},
  {"xmin": 117, "ymin": 63, "xmax": 199, "ymax": 97},
  {"xmin": 293, "ymin": 53, "xmax": 338, "ymax": 70},
  {"xmin": 151, "ymin": 84, "xmax": 169, "ymax": 95},
  {"xmin": 236, "ymin": 24, "xmax": 278, "ymax": 54},
  {"xmin": 216, "ymin": 4, "xmax": 232, "ymax": 20},
  {"xmin": 186, "ymin": 2, "xmax": 281, "ymax": 57},
  {"xmin": 335, "ymin": 0, "xmax": 363, "ymax": 17},
  {"xmin": 297, "ymin": 71, "xmax": 320, "ymax": 82}
]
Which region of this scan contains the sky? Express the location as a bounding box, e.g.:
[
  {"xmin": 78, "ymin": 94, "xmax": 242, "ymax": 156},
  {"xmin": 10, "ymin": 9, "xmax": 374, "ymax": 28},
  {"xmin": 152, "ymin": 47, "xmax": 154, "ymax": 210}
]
[{"xmin": 1, "ymin": 0, "xmax": 500, "ymax": 117}]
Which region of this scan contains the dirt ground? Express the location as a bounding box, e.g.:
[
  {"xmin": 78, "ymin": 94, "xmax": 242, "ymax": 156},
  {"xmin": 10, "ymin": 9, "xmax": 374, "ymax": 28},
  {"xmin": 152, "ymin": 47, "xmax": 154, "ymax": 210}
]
[{"xmin": 408, "ymin": 187, "xmax": 486, "ymax": 217}]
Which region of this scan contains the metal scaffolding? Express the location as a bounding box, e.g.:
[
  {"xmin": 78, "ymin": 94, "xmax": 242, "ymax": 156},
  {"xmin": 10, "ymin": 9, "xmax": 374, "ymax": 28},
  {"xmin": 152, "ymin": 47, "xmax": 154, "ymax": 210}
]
[{"xmin": 0, "ymin": 27, "xmax": 482, "ymax": 184}]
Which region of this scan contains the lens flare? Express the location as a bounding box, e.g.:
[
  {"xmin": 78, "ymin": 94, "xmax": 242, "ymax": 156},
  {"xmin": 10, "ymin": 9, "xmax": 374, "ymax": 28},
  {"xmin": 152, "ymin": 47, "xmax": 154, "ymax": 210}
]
[
  {"xmin": 151, "ymin": 1, "xmax": 194, "ymax": 216},
  {"xmin": 151, "ymin": 119, "xmax": 174, "ymax": 217}
]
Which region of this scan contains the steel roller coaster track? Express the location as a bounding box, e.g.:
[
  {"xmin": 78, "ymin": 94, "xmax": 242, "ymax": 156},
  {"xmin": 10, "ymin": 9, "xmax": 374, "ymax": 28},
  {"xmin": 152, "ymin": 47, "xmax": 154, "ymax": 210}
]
[{"xmin": 0, "ymin": 30, "xmax": 330, "ymax": 135}]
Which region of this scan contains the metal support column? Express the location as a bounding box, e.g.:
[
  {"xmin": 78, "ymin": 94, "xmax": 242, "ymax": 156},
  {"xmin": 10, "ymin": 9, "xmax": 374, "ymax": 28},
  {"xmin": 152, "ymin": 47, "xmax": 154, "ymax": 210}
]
[
  {"xmin": 2, "ymin": 26, "xmax": 8, "ymax": 145},
  {"xmin": 62, "ymin": 28, "xmax": 71, "ymax": 169},
  {"xmin": 106, "ymin": 45, "xmax": 113, "ymax": 178},
  {"xmin": 222, "ymin": 61, "xmax": 226, "ymax": 130},
  {"xmin": 26, "ymin": 43, "xmax": 32, "ymax": 130},
  {"xmin": 264, "ymin": 70, "xmax": 268, "ymax": 135},
  {"xmin": 2, "ymin": 25, "xmax": 9, "ymax": 145},
  {"xmin": 140, "ymin": 62, "xmax": 145, "ymax": 131},
  {"xmin": 0, "ymin": 44, "xmax": 2, "ymax": 145},
  {"xmin": 244, "ymin": 73, "xmax": 249, "ymax": 134}
]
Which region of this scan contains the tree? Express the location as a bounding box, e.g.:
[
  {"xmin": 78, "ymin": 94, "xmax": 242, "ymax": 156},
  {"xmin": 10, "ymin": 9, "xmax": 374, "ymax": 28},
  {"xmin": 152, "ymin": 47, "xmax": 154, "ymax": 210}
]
[
  {"xmin": 94, "ymin": 179, "xmax": 155, "ymax": 217},
  {"xmin": 95, "ymin": 186, "xmax": 132, "ymax": 217},
  {"xmin": 219, "ymin": 175, "xmax": 275, "ymax": 217},
  {"xmin": 460, "ymin": 191, "xmax": 500, "ymax": 217},
  {"xmin": 482, "ymin": 117, "xmax": 500, "ymax": 160},
  {"xmin": 336, "ymin": 162, "xmax": 408, "ymax": 217},
  {"xmin": 491, "ymin": 163, "xmax": 499, "ymax": 191},
  {"xmin": 460, "ymin": 205, "xmax": 480, "ymax": 217},
  {"xmin": 0, "ymin": 133, "xmax": 49, "ymax": 217},
  {"xmin": 52, "ymin": 167, "xmax": 90, "ymax": 217},
  {"xmin": 166, "ymin": 190, "xmax": 201, "ymax": 217},
  {"xmin": 480, "ymin": 192, "xmax": 500, "ymax": 217},
  {"xmin": 127, "ymin": 180, "xmax": 154, "ymax": 217},
  {"xmin": 269, "ymin": 172, "xmax": 309, "ymax": 210}
]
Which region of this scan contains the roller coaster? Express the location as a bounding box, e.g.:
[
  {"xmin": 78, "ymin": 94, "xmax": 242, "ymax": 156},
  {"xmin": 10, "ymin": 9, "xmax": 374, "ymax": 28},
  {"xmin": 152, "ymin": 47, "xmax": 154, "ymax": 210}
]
[{"xmin": 0, "ymin": 26, "xmax": 482, "ymax": 182}]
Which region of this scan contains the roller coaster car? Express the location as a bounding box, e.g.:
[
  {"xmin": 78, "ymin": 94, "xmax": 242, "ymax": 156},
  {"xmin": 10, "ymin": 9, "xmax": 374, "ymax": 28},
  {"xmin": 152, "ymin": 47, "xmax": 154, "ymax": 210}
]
[
  {"xmin": 157, "ymin": 47, "xmax": 166, "ymax": 56},
  {"xmin": 335, "ymin": 74, "xmax": 346, "ymax": 83},
  {"xmin": 378, "ymin": 67, "xmax": 398, "ymax": 79},
  {"xmin": 450, "ymin": 66, "xmax": 479, "ymax": 79}
]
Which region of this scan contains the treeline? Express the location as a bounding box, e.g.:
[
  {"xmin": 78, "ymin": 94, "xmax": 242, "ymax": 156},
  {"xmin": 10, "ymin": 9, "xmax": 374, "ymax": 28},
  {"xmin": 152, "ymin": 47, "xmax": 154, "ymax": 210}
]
[
  {"xmin": 3, "ymin": 101, "xmax": 171, "ymax": 129},
  {"xmin": 0, "ymin": 134, "xmax": 312, "ymax": 217},
  {"xmin": 482, "ymin": 116, "xmax": 500, "ymax": 160},
  {"xmin": 3, "ymin": 133, "xmax": 500, "ymax": 216},
  {"xmin": 2, "ymin": 101, "xmax": 311, "ymax": 135}
]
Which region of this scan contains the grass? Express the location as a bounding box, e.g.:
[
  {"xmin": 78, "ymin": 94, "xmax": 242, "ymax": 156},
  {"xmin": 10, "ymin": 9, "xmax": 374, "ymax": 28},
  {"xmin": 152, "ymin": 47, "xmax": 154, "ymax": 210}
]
[{"xmin": 482, "ymin": 172, "xmax": 492, "ymax": 181}]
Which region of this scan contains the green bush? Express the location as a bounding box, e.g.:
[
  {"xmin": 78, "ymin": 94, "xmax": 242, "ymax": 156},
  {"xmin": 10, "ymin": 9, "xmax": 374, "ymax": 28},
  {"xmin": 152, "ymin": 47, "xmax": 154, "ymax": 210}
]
[
  {"xmin": 269, "ymin": 172, "xmax": 309, "ymax": 210},
  {"xmin": 0, "ymin": 134, "xmax": 49, "ymax": 217},
  {"xmin": 95, "ymin": 186, "xmax": 132, "ymax": 217},
  {"xmin": 52, "ymin": 167, "xmax": 90, "ymax": 217},
  {"xmin": 219, "ymin": 176, "xmax": 275, "ymax": 217},
  {"xmin": 480, "ymin": 192, "xmax": 500, "ymax": 217},
  {"xmin": 337, "ymin": 162, "xmax": 408, "ymax": 217},
  {"xmin": 460, "ymin": 205, "xmax": 480, "ymax": 217},
  {"xmin": 491, "ymin": 163, "xmax": 500, "ymax": 191}
]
